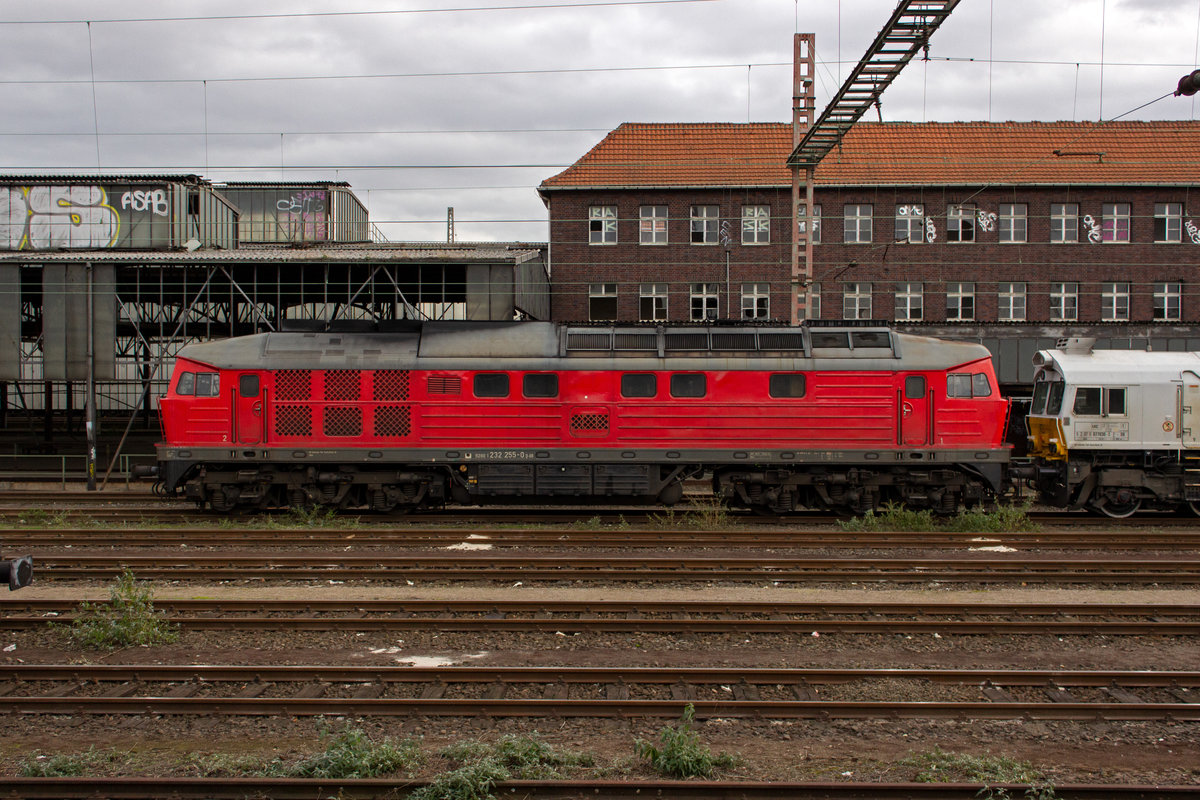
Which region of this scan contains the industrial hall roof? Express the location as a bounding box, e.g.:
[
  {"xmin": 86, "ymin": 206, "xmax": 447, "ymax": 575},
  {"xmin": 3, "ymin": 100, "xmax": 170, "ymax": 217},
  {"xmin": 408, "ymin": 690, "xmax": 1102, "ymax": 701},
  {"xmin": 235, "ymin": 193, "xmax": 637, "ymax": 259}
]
[{"xmin": 538, "ymin": 120, "xmax": 1200, "ymax": 190}]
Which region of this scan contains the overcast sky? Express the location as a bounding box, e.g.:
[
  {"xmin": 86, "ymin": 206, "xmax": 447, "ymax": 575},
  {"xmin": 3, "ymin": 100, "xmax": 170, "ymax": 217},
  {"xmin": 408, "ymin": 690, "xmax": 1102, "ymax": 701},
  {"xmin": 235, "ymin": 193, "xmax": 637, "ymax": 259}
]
[{"xmin": 2, "ymin": 0, "xmax": 1198, "ymax": 242}]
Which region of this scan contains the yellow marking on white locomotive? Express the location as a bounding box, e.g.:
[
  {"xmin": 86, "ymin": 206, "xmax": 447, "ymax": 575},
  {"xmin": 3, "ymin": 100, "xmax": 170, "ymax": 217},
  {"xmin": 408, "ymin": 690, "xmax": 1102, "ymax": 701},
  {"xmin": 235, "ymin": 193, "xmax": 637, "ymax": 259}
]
[{"xmin": 1026, "ymin": 416, "xmax": 1067, "ymax": 460}]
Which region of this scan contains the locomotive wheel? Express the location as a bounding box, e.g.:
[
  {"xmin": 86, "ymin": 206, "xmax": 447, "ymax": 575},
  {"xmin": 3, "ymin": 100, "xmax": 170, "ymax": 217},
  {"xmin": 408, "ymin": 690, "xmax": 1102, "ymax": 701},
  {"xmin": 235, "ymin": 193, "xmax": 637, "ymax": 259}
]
[
  {"xmin": 1092, "ymin": 489, "xmax": 1141, "ymax": 519},
  {"xmin": 1188, "ymin": 501, "xmax": 1200, "ymax": 517}
]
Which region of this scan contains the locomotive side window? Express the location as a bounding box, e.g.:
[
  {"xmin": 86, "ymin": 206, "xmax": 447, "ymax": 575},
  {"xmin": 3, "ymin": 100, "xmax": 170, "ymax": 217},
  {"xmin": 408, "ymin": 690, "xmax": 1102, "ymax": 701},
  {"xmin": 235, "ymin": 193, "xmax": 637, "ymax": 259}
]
[
  {"xmin": 670, "ymin": 373, "xmax": 706, "ymax": 398},
  {"xmin": 769, "ymin": 373, "xmax": 806, "ymax": 398},
  {"xmin": 239, "ymin": 375, "xmax": 260, "ymax": 398},
  {"xmin": 904, "ymin": 376, "xmax": 926, "ymax": 399},
  {"xmin": 1105, "ymin": 387, "xmax": 1127, "ymax": 415},
  {"xmin": 194, "ymin": 373, "xmax": 220, "ymax": 397},
  {"xmin": 621, "ymin": 373, "xmax": 656, "ymax": 398},
  {"xmin": 523, "ymin": 373, "xmax": 558, "ymax": 398},
  {"xmin": 474, "ymin": 373, "xmax": 510, "ymax": 398},
  {"xmin": 176, "ymin": 372, "xmax": 196, "ymax": 396},
  {"xmin": 972, "ymin": 373, "xmax": 992, "ymax": 397},
  {"xmin": 947, "ymin": 372, "xmax": 992, "ymax": 398},
  {"xmin": 1073, "ymin": 387, "xmax": 1101, "ymax": 415}
]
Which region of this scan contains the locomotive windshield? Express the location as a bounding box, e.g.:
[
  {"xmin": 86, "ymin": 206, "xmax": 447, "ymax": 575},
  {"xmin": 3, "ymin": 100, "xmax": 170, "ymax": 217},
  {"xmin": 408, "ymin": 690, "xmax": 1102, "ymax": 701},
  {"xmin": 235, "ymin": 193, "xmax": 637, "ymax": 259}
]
[{"xmin": 1031, "ymin": 379, "xmax": 1065, "ymax": 415}]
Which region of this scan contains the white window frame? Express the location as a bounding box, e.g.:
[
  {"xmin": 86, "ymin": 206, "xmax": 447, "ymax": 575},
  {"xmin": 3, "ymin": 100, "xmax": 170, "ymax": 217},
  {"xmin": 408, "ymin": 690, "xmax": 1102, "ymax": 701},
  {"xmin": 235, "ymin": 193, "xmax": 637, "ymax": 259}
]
[
  {"xmin": 1050, "ymin": 282, "xmax": 1079, "ymax": 322},
  {"xmin": 947, "ymin": 203, "xmax": 976, "ymax": 243},
  {"xmin": 690, "ymin": 205, "xmax": 718, "ymax": 245},
  {"xmin": 997, "ymin": 282, "xmax": 1027, "ymax": 322},
  {"xmin": 1102, "ymin": 202, "xmax": 1131, "ymax": 243},
  {"xmin": 842, "ymin": 282, "xmax": 872, "ymax": 320},
  {"xmin": 690, "ymin": 282, "xmax": 719, "ymax": 321},
  {"xmin": 945, "ymin": 281, "xmax": 975, "ymax": 321},
  {"xmin": 999, "ymin": 203, "xmax": 1027, "ymax": 243},
  {"xmin": 639, "ymin": 283, "xmax": 668, "ymax": 321},
  {"xmin": 588, "ymin": 205, "xmax": 617, "ymax": 245},
  {"xmin": 588, "ymin": 283, "xmax": 617, "ymax": 321},
  {"xmin": 1154, "ymin": 282, "xmax": 1182, "ymax": 321},
  {"xmin": 893, "ymin": 282, "xmax": 923, "ymax": 321},
  {"xmin": 639, "ymin": 205, "xmax": 668, "ymax": 245},
  {"xmin": 843, "ymin": 204, "xmax": 872, "ymax": 244},
  {"xmin": 1155, "ymin": 203, "xmax": 1183, "ymax": 243},
  {"xmin": 741, "ymin": 205, "xmax": 770, "ymax": 245},
  {"xmin": 740, "ymin": 283, "xmax": 770, "ymax": 319},
  {"xmin": 1050, "ymin": 203, "xmax": 1079, "ymax": 243},
  {"xmin": 1101, "ymin": 282, "xmax": 1130, "ymax": 321},
  {"xmin": 894, "ymin": 204, "xmax": 925, "ymax": 244}
]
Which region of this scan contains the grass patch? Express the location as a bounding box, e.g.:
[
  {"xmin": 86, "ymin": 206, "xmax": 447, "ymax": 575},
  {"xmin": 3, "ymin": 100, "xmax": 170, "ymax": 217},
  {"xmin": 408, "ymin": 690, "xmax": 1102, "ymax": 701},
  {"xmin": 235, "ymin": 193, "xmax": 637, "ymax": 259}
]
[
  {"xmin": 634, "ymin": 704, "xmax": 737, "ymax": 779},
  {"xmin": 193, "ymin": 723, "xmax": 421, "ymax": 779},
  {"xmin": 18, "ymin": 747, "xmax": 123, "ymax": 777},
  {"xmin": 649, "ymin": 500, "xmax": 734, "ymax": 530},
  {"xmin": 58, "ymin": 569, "xmax": 179, "ymax": 649},
  {"xmin": 414, "ymin": 733, "xmax": 593, "ymax": 800},
  {"xmin": 840, "ymin": 502, "xmax": 1039, "ymax": 533},
  {"xmin": 15, "ymin": 509, "xmax": 74, "ymax": 528},
  {"xmin": 898, "ymin": 747, "xmax": 1055, "ymax": 798}
]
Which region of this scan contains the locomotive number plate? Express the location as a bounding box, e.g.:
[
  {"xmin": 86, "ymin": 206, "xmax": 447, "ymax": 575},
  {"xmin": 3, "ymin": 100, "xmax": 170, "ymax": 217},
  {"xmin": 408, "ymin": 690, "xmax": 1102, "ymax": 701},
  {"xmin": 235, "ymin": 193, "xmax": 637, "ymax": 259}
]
[{"xmin": 1074, "ymin": 421, "xmax": 1129, "ymax": 441}]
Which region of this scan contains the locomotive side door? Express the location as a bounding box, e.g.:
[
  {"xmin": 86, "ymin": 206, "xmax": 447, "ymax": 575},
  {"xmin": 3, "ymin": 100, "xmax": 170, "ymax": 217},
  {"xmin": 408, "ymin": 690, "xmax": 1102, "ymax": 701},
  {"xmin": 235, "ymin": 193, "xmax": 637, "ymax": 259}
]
[
  {"xmin": 234, "ymin": 373, "xmax": 263, "ymax": 444},
  {"xmin": 1181, "ymin": 371, "xmax": 1200, "ymax": 448},
  {"xmin": 900, "ymin": 375, "xmax": 929, "ymax": 446}
]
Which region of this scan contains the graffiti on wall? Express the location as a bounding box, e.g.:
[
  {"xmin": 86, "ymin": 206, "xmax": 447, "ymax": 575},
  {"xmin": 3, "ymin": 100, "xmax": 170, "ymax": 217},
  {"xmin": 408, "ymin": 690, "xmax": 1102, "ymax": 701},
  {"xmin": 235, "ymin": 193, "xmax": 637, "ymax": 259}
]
[
  {"xmin": 276, "ymin": 190, "xmax": 328, "ymax": 240},
  {"xmin": 0, "ymin": 186, "xmax": 121, "ymax": 250}
]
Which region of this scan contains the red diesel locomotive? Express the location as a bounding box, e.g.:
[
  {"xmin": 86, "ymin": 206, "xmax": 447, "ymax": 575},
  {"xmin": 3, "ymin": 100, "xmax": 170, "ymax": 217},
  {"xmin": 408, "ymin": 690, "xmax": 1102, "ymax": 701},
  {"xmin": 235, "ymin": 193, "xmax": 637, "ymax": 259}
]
[{"xmin": 153, "ymin": 321, "xmax": 1011, "ymax": 514}]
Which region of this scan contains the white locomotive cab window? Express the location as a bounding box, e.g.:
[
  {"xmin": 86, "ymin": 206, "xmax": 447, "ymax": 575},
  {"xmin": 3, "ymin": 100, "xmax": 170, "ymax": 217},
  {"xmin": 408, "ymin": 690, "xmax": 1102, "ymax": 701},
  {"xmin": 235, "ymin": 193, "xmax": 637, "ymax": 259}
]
[
  {"xmin": 1105, "ymin": 387, "xmax": 1126, "ymax": 416},
  {"xmin": 1072, "ymin": 387, "xmax": 1101, "ymax": 416}
]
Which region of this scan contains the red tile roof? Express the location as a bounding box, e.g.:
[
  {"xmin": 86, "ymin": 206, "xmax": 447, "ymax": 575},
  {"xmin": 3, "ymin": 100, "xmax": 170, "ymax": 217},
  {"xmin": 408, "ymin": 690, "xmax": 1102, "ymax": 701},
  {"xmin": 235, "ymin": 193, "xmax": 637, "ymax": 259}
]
[{"xmin": 539, "ymin": 121, "xmax": 1200, "ymax": 190}]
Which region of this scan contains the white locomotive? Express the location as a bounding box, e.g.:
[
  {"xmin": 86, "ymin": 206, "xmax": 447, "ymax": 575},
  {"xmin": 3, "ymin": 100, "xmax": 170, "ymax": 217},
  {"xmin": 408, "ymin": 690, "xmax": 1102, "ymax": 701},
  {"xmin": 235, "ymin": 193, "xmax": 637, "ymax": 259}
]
[{"xmin": 1025, "ymin": 338, "xmax": 1200, "ymax": 517}]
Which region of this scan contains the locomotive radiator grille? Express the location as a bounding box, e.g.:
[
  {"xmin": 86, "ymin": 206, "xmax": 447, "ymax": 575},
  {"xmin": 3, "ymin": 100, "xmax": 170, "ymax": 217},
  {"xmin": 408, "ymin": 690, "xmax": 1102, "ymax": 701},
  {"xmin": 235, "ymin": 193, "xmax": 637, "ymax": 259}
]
[
  {"xmin": 570, "ymin": 412, "xmax": 610, "ymax": 436},
  {"xmin": 325, "ymin": 370, "xmax": 362, "ymax": 401},
  {"xmin": 374, "ymin": 405, "xmax": 412, "ymax": 437},
  {"xmin": 324, "ymin": 406, "xmax": 363, "ymax": 437},
  {"xmin": 275, "ymin": 405, "xmax": 313, "ymax": 437},
  {"xmin": 275, "ymin": 370, "xmax": 312, "ymax": 401},
  {"xmin": 373, "ymin": 370, "xmax": 411, "ymax": 400}
]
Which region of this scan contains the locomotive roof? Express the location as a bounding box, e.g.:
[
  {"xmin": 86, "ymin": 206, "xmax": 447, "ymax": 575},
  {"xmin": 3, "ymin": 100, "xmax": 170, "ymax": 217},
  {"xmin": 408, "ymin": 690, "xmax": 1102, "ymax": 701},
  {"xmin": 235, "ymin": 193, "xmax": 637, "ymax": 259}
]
[
  {"xmin": 1035, "ymin": 348, "xmax": 1200, "ymax": 384},
  {"xmin": 175, "ymin": 322, "xmax": 994, "ymax": 372}
]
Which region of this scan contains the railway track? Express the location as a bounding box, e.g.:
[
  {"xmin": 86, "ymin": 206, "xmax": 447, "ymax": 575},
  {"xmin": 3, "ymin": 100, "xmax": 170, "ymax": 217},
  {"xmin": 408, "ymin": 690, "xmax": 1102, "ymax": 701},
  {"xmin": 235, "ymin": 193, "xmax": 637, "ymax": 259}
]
[
  {"xmin": 0, "ymin": 778, "xmax": 1193, "ymax": 800},
  {"xmin": 3, "ymin": 665, "xmax": 1198, "ymax": 721},
  {"xmin": 5, "ymin": 598, "xmax": 1200, "ymax": 635},
  {"xmin": 8, "ymin": 526, "xmax": 1200, "ymax": 549},
  {"xmin": 25, "ymin": 552, "xmax": 1200, "ymax": 583}
]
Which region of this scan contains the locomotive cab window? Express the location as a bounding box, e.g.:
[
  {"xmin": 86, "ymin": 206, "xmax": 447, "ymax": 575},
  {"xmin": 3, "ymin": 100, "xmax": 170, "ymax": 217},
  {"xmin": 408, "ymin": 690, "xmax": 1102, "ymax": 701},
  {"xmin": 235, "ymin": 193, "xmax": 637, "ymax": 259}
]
[
  {"xmin": 1046, "ymin": 382, "xmax": 1065, "ymax": 414},
  {"xmin": 176, "ymin": 372, "xmax": 195, "ymax": 396},
  {"xmin": 904, "ymin": 376, "xmax": 926, "ymax": 399},
  {"xmin": 194, "ymin": 372, "xmax": 220, "ymax": 397},
  {"xmin": 1073, "ymin": 386, "xmax": 1126, "ymax": 416},
  {"xmin": 522, "ymin": 373, "xmax": 559, "ymax": 398},
  {"xmin": 238, "ymin": 374, "xmax": 260, "ymax": 398},
  {"xmin": 947, "ymin": 372, "xmax": 992, "ymax": 398},
  {"xmin": 474, "ymin": 373, "xmax": 510, "ymax": 398},
  {"xmin": 670, "ymin": 373, "xmax": 706, "ymax": 398},
  {"xmin": 621, "ymin": 373, "xmax": 657, "ymax": 398},
  {"xmin": 769, "ymin": 373, "xmax": 806, "ymax": 398},
  {"xmin": 1105, "ymin": 387, "xmax": 1127, "ymax": 415}
]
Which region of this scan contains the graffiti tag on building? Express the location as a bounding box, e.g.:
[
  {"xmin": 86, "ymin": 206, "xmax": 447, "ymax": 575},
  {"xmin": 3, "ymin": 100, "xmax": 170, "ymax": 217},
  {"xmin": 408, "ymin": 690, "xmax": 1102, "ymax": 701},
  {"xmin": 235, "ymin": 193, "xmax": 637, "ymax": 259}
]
[{"xmin": 0, "ymin": 186, "xmax": 121, "ymax": 250}]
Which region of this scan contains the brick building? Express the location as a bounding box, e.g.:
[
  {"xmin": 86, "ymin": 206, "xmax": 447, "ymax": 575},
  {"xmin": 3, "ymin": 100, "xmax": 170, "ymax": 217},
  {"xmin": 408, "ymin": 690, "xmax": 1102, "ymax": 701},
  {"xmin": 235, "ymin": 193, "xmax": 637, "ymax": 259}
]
[{"xmin": 538, "ymin": 121, "xmax": 1200, "ymax": 383}]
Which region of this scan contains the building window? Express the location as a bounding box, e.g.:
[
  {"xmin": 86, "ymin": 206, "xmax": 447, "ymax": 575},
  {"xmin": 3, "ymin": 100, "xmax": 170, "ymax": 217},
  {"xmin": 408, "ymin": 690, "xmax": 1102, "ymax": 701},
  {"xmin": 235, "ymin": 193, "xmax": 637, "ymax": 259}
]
[
  {"xmin": 1050, "ymin": 203, "xmax": 1079, "ymax": 243},
  {"xmin": 945, "ymin": 282, "xmax": 975, "ymax": 321},
  {"xmin": 1102, "ymin": 202, "xmax": 1131, "ymax": 243},
  {"xmin": 947, "ymin": 203, "xmax": 975, "ymax": 243},
  {"xmin": 588, "ymin": 283, "xmax": 617, "ymax": 321},
  {"xmin": 1154, "ymin": 282, "xmax": 1182, "ymax": 321},
  {"xmin": 842, "ymin": 282, "xmax": 872, "ymax": 320},
  {"xmin": 999, "ymin": 203, "xmax": 1027, "ymax": 243},
  {"xmin": 843, "ymin": 204, "xmax": 872, "ymax": 243},
  {"xmin": 894, "ymin": 204, "xmax": 924, "ymax": 243},
  {"xmin": 742, "ymin": 205, "xmax": 770, "ymax": 244},
  {"xmin": 639, "ymin": 283, "xmax": 668, "ymax": 321},
  {"xmin": 1050, "ymin": 282, "xmax": 1078, "ymax": 322},
  {"xmin": 998, "ymin": 282, "xmax": 1026, "ymax": 322},
  {"xmin": 894, "ymin": 282, "xmax": 923, "ymax": 321},
  {"xmin": 1101, "ymin": 282, "xmax": 1130, "ymax": 321},
  {"xmin": 798, "ymin": 204, "xmax": 822, "ymax": 244},
  {"xmin": 639, "ymin": 205, "xmax": 667, "ymax": 244},
  {"xmin": 1155, "ymin": 203, "xmax": 1183, "ymax": 243},
  {"xmin": 690, "ymin": 205, "xmax": 718, "ymax": 245},
  {"xmin": 804, "ymin": 283, "xmax": 821, "ymax": 320},
  {"xmin": 741, "ymin": 283, "xmax": 770, "ymax": 319},
  {"xmin": 588, "ymin": 206, "xmax": 617, "ymax": 244},
  {"xmin": 690, "ymin": 282, "xmax": 718, "ymax": 320}
]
